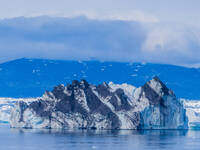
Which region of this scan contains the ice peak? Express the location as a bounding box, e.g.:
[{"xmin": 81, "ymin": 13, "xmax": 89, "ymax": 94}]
[{"xmin": 145, "ymin": 76, "xmax": 170, "ymax": 96}]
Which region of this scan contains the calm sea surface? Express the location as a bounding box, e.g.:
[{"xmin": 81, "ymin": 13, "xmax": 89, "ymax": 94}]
[{"xmin": 0, "ymin": 125, "xmax": 200, "ymax": 150}]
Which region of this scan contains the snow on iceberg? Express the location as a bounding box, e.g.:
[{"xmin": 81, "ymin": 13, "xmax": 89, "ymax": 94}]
[
  {"xmin": 0, "ymin": 97, "xmax": 38, "ymax": 124},
  {"xmin": 182, "ymin": 99, "xmax": 200, "ymax": 129},
  {"xmin": 9, "ymin": 77, "xmax": 192, "ymax": 129}
]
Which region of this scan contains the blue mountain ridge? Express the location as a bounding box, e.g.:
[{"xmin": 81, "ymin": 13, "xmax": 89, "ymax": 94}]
[{"xmin": 0, "ymin": 58, "xmax": 199, "ymax": 99}]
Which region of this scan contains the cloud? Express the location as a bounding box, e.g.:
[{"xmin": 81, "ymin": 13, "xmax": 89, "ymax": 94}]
[
  {"xmin": 0, "ymin": 0, "xmax": 160, "ymax": 23},
  {"xmin": 27, "ymin": 10, "xmax": 159, "ymax": 23},
  {"xmin": 0, "ymin": 16, "xmax": 200, "ymax": 67},
  {"xmin": 0, "ymin": 16, "xmax": 145, "ymax": 61},
  {"xmin": 141, "ymin": 23, "xmax": 200, "ymax": 66}
]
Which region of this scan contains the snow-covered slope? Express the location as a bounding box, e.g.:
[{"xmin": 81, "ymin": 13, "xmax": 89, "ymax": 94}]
[{"xmin": 10, "ymin": 77, "xmax": 189, "ymax": 129}]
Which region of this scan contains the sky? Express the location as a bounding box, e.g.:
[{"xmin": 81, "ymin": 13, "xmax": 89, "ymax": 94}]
[{"xmin": 0, "ymin": 0, "xmax": 200, "ymax": 67}]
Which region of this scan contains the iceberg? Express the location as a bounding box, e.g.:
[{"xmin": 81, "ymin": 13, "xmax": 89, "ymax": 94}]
[
  {"xmin": 0, "ymin": 98, "xmax": 38, "ymax": 124},
  {"xmin": 182, "ymin": 99, "xmax": 200, "ymax": 129},
  {"xmin": 9, "ymin": 77, "xmax": 191, "ymax": 129}
]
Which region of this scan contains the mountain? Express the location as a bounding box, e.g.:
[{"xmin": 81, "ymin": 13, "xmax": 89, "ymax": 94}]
[
  {"xmin": 0, "ymin": 58, "xmax": 200, "ymax": 99},
  {"xmin": 10, "ymin": 77, "xmax": 189, "ymax": 129}
]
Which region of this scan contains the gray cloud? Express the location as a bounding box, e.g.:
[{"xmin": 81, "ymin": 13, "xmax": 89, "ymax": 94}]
[
  {"xmin": 0, "ymin": 0, "xmax": 200, "ymax": 25},
  {"xmin": 0, "ymin": 16, "xmax": 200, "ymax": 67}
]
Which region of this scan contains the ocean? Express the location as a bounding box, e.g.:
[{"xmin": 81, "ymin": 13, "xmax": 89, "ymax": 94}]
[{"xmin": 0, "ymin": 125, "xmax": 200, "ymax": 150}]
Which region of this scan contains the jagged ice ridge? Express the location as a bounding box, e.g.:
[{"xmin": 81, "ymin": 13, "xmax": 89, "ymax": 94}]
[{"xmin": 9, "ymin": 77, "xmax": 196, "ymax": 129}]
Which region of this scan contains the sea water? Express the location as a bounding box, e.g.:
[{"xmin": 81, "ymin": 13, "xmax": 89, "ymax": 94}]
[{"xmin": 0, "ymin": 125, "xmax": 199, "ymax": 150}]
